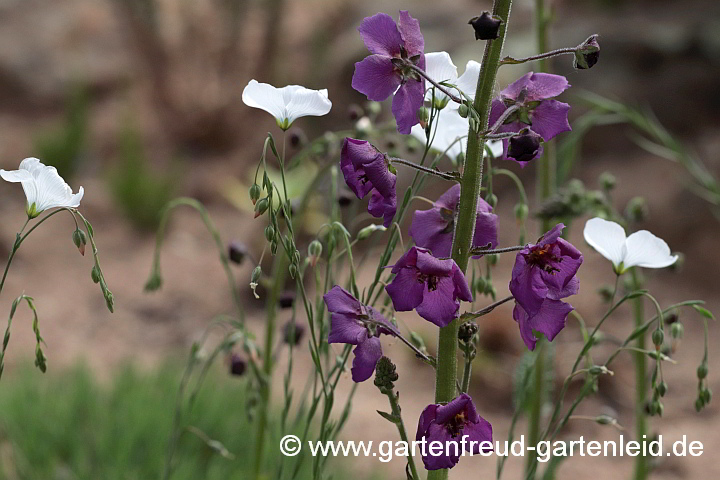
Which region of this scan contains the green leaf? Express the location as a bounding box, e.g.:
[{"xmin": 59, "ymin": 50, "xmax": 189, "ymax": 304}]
[
  {"xmin": 376, "ymin": 410, "xmax": 401, "ymax": 424},
  {"xmin": 693, "ymin": 305, "xmax": 715, "ymax": 321}
]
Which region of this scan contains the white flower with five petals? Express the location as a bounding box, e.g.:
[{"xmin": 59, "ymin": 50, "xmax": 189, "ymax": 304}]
[
  {"xmin": 242, "ymin": 80, "xmax": 332, "ymax": 130},
  {"xmin": 583, "ymin": 217, "xmax": 678, "ymax": 274},
  {"xmin": 424, "ymin": 52, "xmax": 481, "ymax": 109},
  {"xmin": 0, "ymin": 158, "xmax": 84, "ymax": 218}
]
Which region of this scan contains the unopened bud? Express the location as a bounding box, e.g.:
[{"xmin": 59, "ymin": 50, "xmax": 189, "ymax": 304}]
[
  {"xmin": 652, "ymin": 329, "xmax": 664, "ymax": 347},
  {"xmin": 228, "ymin": 241, "xmax": 249, "ymax": 265},
  {"xmin": 697, "ymin": 363, "xmax": 708, "ymax": 380},
  {"xmin": 625, "ymin": 197, "xmax": 648, "ymax": 223},
  {"xmin": 670, "ymin": 322, "xmax": 684, "ymax": 339},
  {"xmin": 458, "ymin": 322, "xmax": 479, "ymax": 343},
  {"xmin": 416, "ymin": 107, "xmax": 430, "ymax": 128},
  {"xmin": 282, "ymin": 321, "xmax": 306, "ymax": 346},
  {"xmin": 347, "ymin": 104, "xmax": 363, "ymax": 121},
  {"xmin": 514, "ymin": 203, "xmax": 528, "ymax": 222},
  {"xmin": 574, "ymin": 34, "xmax": 600, "ymax": 70},
  {"xmin": 249, "ymin": 183, "xmax": 261, "ymax": 205},
  {"xmin": 254, "ymin": 198, "xmax": 269, "ymax": 218},
  {"xmin": 308, "ymin": 240, "xmax": 323, "ymax": 267},
  {"xmin": 508, "ymin": 129, "xmax": 543, "ymax": 163},
  {"xmin": 338, "ymin": 191, "xmax": 353, "ymax": 207},
  {"xmin": 485, "ymin": 193, "xmax": 498, "ymax": 208},
  {"xmin": 250, "ymin": 265, "xmax": 262, "ymax": 299},
  {"xmin": 279, "ymin": 291, "xmax": 295, "ymax": 309},
  {"xmin": 657, "ymin": 381, "xmax": 668, "ymax": 397},
  {"xmin": 468, "ymin": 12, "xmax": 503, "ymax": 40},
  {"xmin": 91, "ymin": 265, "xmax": 101, "ymax": 284},
  {"xmin": 357, "ymin": 224, "xmax": 386, "ymax": 241},
  {"xmin": 702, "ymin": 388, "xmax": 712, "ymax": 404},
  {"xmin": 264, "ymin": 225, "xmax": 276, "ymax": 242},
  {"xmin": 457, "ymin": 104, "xmax": 469, "ymax": 118},
  {"xmin": 230, "ymin": 354, "xmax": 247, "ymax": 376},
  {"xmin": 589, "ymin": 365, "xmax": 612, "ymax": 376},
  {"xmin": 599, "ymin": 171, "xmax": 616, "ymax": 191},
  {"xmin": 288, "ymin": 128, "xmax": 307, "ymax": 148},
  {"xmin": 72, "ymin": 229, "xmax": 87, "ymax": 256},
  {"xmin": 374, "ymin": 356, "xmax": 399, "ymax": 393}
]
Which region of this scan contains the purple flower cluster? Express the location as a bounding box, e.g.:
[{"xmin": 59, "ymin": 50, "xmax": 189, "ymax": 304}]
[
  {"xmin": 489, "ymin": 72, "xmax": 572, "ymax": 166},
  {"xmin": 409, "ymin": 184, "xmax": 498, "ymax": 258},
  {"xmin": 416, "ymin": 393, "xmax": 493, "ymax": 470},
  {"xmin": 352, "ymin": 11, "xmax": 426, "ymax": 134},
  {"xmin": 509, "ymin": 224, "xmax": 583, "ymax": 350},
  {"xmin": 341, "ymin": 138, "xmax": 397, "ymax": 227}
]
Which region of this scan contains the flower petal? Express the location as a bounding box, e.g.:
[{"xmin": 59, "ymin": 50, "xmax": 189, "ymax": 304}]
[
  {"xmin": 351, "ymin": 337, "xmax": 383, "ymax": 382},
  {"xmin": 352, "ymin": 55, "xmax": 401, "ymax": 102},
  {"xmin": 385, "ymin": 267, "xmax": 424, "ymax": 311},
  {"xmin": 623, "ymin": 230, "xmax": 678, "ymax": 270},
  {"xmin": 501, "ymin": 72, "xmax": 570, "ymax": 102},
  {"xmin": 424, "ymin": 52, "xmax": 458, "ymax": 103},
  {"xmin": 242, "ymin": 80, "xmax": 287, "ymax": 122},
  {"xmin": 285, "ymin": 87, "xmax": 332, "ymax": 124},
  {"xmin": 530, "ymin": 99, "xmax": 571, "ymax": 142},
  {"xmin": 367, "ymin": 188, "xmax": 396, "ymax": 227},
  {"xmin": 411, "ymin": 107, "xmax": 469, "ymax": 159},
  {"xmin": 328, "ymin": 313, "xmax": 367, "ymax": 345},
  {"xmin": 392, "ymin": 78, "xmax": 425, "ymax": 134},
  {"xmin": 409, "ymin": 208, "xmax": 452, "ymax": 257},
  {"xmin": 415, "ymin": 276, "xmax": 460, "ymax": 327},
  {"xmin": 357, "ymin": 13, "xmax": 404, "ymax": 57},
  {"xmin": 583, "ymin": 217, "xmax": 627, "ymax": 267},
  {"xmin": 455, "ymin": 61, "xmax": 481, "ymax": 102},
  {"xmin": 396, "ymin": 10, "xmax": 424, "ymax": 57},
  {"xmin": 323, "ymin": 285, "xmax": 361, "ymax": 315}
]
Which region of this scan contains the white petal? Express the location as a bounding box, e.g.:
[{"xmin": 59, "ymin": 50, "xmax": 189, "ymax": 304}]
[
  {"xmin": 583, "ymin": 217, "xmax": 627, "ymax": 267},
  {"xmin": 424, "ymin": 52, "xmax": 458, "ymax": 103},
  {"xmin": 411, "ymin": 108, "xmax": 469, "ymax": 160},
  {"xmin": 623, "ymin": 230, "xmax": 678, "ymax": 270},
  {"xmin": 284, "ymin": 87, "xmax": 332, "ymax": 125},
  {"xmin": 485, "ymin": 140, "xmax": 504, "ymax": 159},
  {"xmin": 0, "ymin": 168, "xmax": 33, "ymax": 183},
  {"xmin": 242, "ymin": 80, "xmax": 289, "ymax": 123},
  {"xmin": 454, "ymin": 60, "xmax": 481, "ymax": 102},
  {"xmin": 1, "ymin": 158, "xmax": 82, "ymax": 213}
]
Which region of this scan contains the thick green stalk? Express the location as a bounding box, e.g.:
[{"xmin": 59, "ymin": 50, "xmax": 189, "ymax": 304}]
[
  {"xmin": 429, "ymin": 1, "xmax": 513, "ymax": 479},
  {"xmin": 631, "ymin": 269, "xmax": 648, "ymax": 480}
]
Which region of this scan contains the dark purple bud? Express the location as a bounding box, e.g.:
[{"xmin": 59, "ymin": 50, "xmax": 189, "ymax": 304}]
[
  {"xmin": 282, "ymin": 321, "xmax": 306, "ymax": 346},
  {"xmin": 347, "ymin": 104, "xmax": 363, "ymax": 121},
  {"xmin": 508, "ymin": 129, "xmax": 543, "ymax": 163},
  {"xmin": 288, "ymin": 128, "xmax": 307, "ymax": 148},
  {"xmin": 337, "ymin": 191, "xmax": 353, "ymax": 207},
  {"xmin": 230, "ymin": 354, "xmax": 247, "ymax": 376},
  {"xmin": 228, "ymin": 241, "xmax": 249, "ymax": 265},
  {"xmin": 278, "ymin": 291, "xmax": 295, "ymax": 309},
  {"xmin": 574, "ymin": 34, "xmax": 600, "ymax": 69},
  {"xmin": 468, "ymin": 12, "xmax": 503, "ymax": 40}
]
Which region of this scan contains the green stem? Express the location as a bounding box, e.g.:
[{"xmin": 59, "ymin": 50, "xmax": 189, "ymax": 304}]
[
  {"xmin": 526, "ymin": 339, "xmax": 545, "ymax": 471},
  {"xmin": 429, "ymin": 1, "xmax": 513, "ymax": 479},
  {"xmin": 631, "ymin": 269, "xmax": 648, "ymax": 480},
  {"xmin": 386, "ymin": 391, "xmax": 420, "ymax": 480}
]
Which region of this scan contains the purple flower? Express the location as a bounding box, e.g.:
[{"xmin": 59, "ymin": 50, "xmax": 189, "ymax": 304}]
[
  {"xmin": 324, "ymin": 285, "xmax": 395, "ymax": 382},
  {"xmin": 351, "ymin": 11, "xmax": 426, "ymax": 134},
  {"xmin": 409, "ymin": 184, "xmax": 498, "ymax": 258},
  {"xmin": 416, "ymin": 393, "xmax": 493, "ymax": 470},
  {"xmin": 340, "ymin": 138, "xmax": 397, "ymax": 227},
  {"xmin": 508, "ymin": 224, "xmax": 583, "ymax": 350},
  {"xmin": 489, "ymin": 72, "xmax": 572, "ymax": 166},
  {"xmin": 385, "ymin": 247, "xmax": 472, "ymax": 327}
]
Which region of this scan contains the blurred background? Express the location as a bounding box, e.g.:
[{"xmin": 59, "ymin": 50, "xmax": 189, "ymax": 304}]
[{"xmin": 0, "ymin": 0, "xmax": 718, "ymax": 478}]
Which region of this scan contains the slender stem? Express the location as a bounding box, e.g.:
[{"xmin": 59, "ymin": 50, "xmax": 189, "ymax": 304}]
[
  {"xmin": 470, "ymin": 245, "xmax": 526, "ymax": 255},
  {"xmin": 631, "ymin": 269, "xmax": 648, "ymax": 480},
  {"xmin": 460, "ymin": 352, "xmax": 473, "ymax": 393},
  {"xmin": 460, "ymin": 295, "xmax": 514, "ymax": 322},
  {"xmin": 386, "ymin": 391, "xmax": 420, "ymax": 480},
  {"xmin": 484, "ymin": 105, "xmax": 519, "ymax": 135},
  {"xmin": 429, "ymin": 1, "xmax": 513, "ymax": 479},
  {"xmin": 500, "ymin": 47, "xmax": 576, "ymax": 66},
  {"xmin": 390, "ymin": 157, "xmax": 459, "ymax": 182},
  {"xmin": 408, "ymin": 64, "xmax": 464, "ymax": 104}
]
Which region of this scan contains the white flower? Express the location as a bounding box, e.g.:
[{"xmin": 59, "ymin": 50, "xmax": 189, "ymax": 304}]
[
  {"xmin": 242, "ymin": 79, "xmax": 332, "ymax": 130},
  {"xmin": 0, "ymin": 158, "xmax": 84, "ymax": 218},
  {"xmin": 583, "ymin": 217, "xmax": 678, "ymax": 274},
  {"xmin": 410, "ymin": 108, "xmax": 503, "ymax": 161},
  {"xmin": 424, "ymin": 52, "xmax": 481, "ymax": 109}
]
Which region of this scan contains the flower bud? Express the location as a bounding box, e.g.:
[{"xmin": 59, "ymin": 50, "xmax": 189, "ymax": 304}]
[
  {"xmin": 374, "ymin": 356, "xmax": 399, "ymax": 393},
  {"xmin": 458, "ymin": 322, "xmax": 478, "ymax": 343},
  {"xmin": 595, "ymin": 414, "xmax": 618, "ymax": 426},
  {"xmin": 597, "ymin": 284, "xmax": 614, "ymax": 303},
  {"xmin": 589, "ymin": 365, "xmax": 612, "ymax": 376},
  {"xmin": 282, "ymin": 321, "xmax": 306, "ymax": 346},
  {"xmin": 702, "ymin": 388, "xmax": 712, "ymax": 404},
  {"xmin": 485, "ymin": 193, "xmax": 498, "ymax": 208},
  {"xmin": 338, "ymin": 191, "xmax": 353, "ymax": 207},
  {"xmin": 230, "ymin": 354, "xmax": 247, "ymax": 376},
  {"xmin": 416, "ymin": 107, "xmax": 430, "ymax": 128},
  {"xmin": 254, "ymin": 198, "xmax": 269, "ymax": 218},
  {"xmin": 514, "ymin": 203, "xmax": 528, "ymax": 222},
  {"xmin": 357, "ymin": 224, "xmax": 386, "ymax": 241},
  {"xmin": 508, "ymin": 129, "xmax": 543, "ymax": 163},
  {"xmin": 457, "ymin": 104, "xmax": 469, "ymax": 118},
  {"xmin": 347, "ymin": 104, "xmax": 363, "ymax": 121},
  {"xmin": 264, "ymin": 225, "xmax": 275, "ymax": 242},
  {"xmin": 72, "ymin": 229, "xmax": 87, "ymax": 256},
  {"xmin": 250, "ymin": 265, "xmax": 262, "ymax": 299},
  {"xmin": 249, "ymin": 183, "xmax": 261, "ymax": 205},
  {"xmin": 574, "ymin": 34, "xmax": 600, "ymax": 70},
  {"xmin": 308, "ymin": 240, "xmax": 323, "ymax": 267},
  {"xmin": 288, "ymin": 263, "xmax": 298, "ymax": 278},
  {"xmin": 599, "ymin": 171, "xmax": 616, "ymax": 191},
  {"xmin": 695, "ymin": 397, "xmax": 705, "ymax": 412},
  {"xmin": 475, "ymin": 277, "xmax": 487, "ymax": 294},
  {"xmin": 468, "ymin": 12, "xmax": 503, "ymax": 40},
  {"xmin": 91, "ymin": 265, "xmax": 101, "ymax": 284},
  {"xmin": 486, "ymin": 254, "xmax": 498, "ymax": 266},
  {"xmin": 279, "ymin": 291, "xmax": 295, "ymax": 309},
  {"xmin": 657, "ymin": 381, "xmax": 668, "ymax": 397},
  {"xmin": 670, "ymin": 322, "xmax": 684, "ymax": 339},
  {"xmin": 697, "ymin": 363, "xmax": 708, "ymax": 379},
  {"xmin": 652, "ymin": 329, "xmax": 664, "ymax": 347},
  {"xmin": 288, "ymin": 128, "xmax": 307, "ymax": 148},
  {"xmin": 228, "ymin": 241, "xmax": 249, "ymax": 265},
  {"xmin": 625, "ymin": 196, "xmax": 648, "ymax": 223},
  {"xmin": 366, "ymin": 101, "xmax": 382, "ymax": 116}
]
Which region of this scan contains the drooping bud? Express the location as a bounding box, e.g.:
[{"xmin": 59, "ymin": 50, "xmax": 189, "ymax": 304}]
[
  {"xmin": 485, "ymin": 193, "xmax": 498, "ymax": 208},
  {"xmin": 249, "ymin": 183, "xmax": 261, "ymax": 205},
  {"xmin": 625, "ymin": 196, "xmax": 648, "ymax": 223},
  {"xmin": 697, "ymin": 362, "xmax": 708, "ymax": 380},
  {"xmin": 657, "ymin": 381, "xmax": 668, "ymax": 397},
  {"xmin": 264, "ymin": 225, "xmax": 276, "ymax": 242},
  {"xmin": 416, "ymin": 107, "xmax": 430, "ymax": 129},
  {"xmin": 670, "ymin": 322, "xmax": 684, "ymax": 339},
  {"xmin": 652, "ymin": 329, "xmax": 664, "ymax": 348},
  {"xmin": 72, "ymin": 228, "xmax": 87, "ymax": 256},
  {"xmin": 457, "ymin": 104, "xmax": 469, "ymax": 118},
  {"xmin": 308, "ymin": 240, "xmax": 323, "ymax": 267},
  {"xmin": 574, "ymin": 34, "xmax": 600, "ymax": 70},
  {"xmin": 91, "ymin": 265, "xmax": 101, "ymax": 284},
  {"xmin": 347, "ymin": 104, "xmax": 363, "ymax": 121},
  {"xmin": 254, "ymin": 198, "xmax": 269, "ymax": 218},
  {"xmin": 508, "ymin": 129, "xmax": 543, "ymax": 163},
  {"xmin": 514, "ymin": 203, "xmax": 529, "ymax": 222},
  {"xmin": 599, "ymin": 171, "xmax": 616, "ymax": 191},
  {"xmin": 338, "ymin": 191, "xmax": 353, "ymax": 207},
  {"xmin": 278, "ymin": 291, "xmax": 295, "ymax": 309},
  {"xmin": 288, "ymin": 128, "xmax": 307, "ymax": 148},
  {"xmin": 374, "ymin": 356, "xmax": 399, "ymax": 394},
  {"xmin": 282, "ymin": 321, "xmax": 306, "ymax": 346},
  {"xmin": 229, "ymin": 354, "xmax": 247, "ymax": 376},
  {"xmin": 357, "ymin": 224, "xmax": 387, "ymax": 241},
  {"xmin": 468, "ymin": 12, "xmax": 503, "ymax": 40},
  {"xmin": 228, "ymin": 241, "xmax": 249, "ymax": 265}
]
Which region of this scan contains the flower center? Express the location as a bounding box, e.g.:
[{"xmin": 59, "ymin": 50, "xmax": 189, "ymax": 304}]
[
  {"xmin": 439, "ymin": 207, "xmax": 455, "ymax": 234},
  {"xmin": 526, "ymin": 244, "xmax": 562, "ymax": 274},
  {"xmin": 446, "ymin": 412, "xmax": 467, "ymax": 438},
  {"xmin": 417, "ymin": 272, "xmax": 440, "ymax": 291}
]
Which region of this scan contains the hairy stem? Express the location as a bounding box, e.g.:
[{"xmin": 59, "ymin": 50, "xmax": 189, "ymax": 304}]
[
  {"xmin": 631, "ymin": 269, "xmax": 648, "ymax": 480},
  {"xmin": 429, "ymin": 1, "xmax": 513, "ymax": 479}
]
